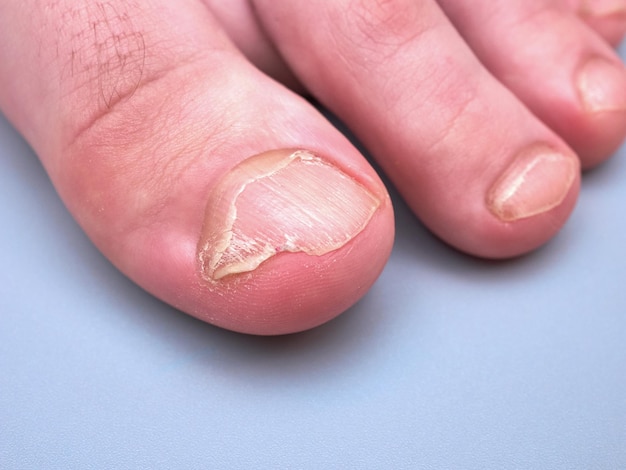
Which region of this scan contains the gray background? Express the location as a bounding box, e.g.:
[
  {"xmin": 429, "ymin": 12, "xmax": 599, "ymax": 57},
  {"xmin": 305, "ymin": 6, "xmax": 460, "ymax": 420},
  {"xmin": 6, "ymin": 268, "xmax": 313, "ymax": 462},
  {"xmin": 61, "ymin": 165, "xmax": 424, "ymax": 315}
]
[{"xmin": 1, "ymin": 47, "xmax": 625, "ymax": 469}]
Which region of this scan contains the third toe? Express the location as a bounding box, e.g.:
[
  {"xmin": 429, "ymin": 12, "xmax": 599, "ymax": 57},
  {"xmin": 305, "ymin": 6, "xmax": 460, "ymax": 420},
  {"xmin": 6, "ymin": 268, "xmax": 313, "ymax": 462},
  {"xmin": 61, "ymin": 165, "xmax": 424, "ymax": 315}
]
[{"xmin": 438, "ymin": 0, "xmax": 626, "ymax": 167}]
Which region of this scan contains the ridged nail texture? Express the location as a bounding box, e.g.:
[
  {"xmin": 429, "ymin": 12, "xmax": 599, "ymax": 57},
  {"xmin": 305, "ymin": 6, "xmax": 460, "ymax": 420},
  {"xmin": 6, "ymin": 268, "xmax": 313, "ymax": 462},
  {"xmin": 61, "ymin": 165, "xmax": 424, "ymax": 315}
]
[{"xmin": 198, "ymin": 149, "xmax": 380, "ymax": 280}]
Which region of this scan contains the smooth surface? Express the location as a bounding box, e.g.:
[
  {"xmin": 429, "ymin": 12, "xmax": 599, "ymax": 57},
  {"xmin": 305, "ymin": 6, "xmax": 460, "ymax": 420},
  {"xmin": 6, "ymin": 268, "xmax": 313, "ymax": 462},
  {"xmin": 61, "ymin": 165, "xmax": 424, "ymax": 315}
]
[{"xmin": 2, "ymin": 52, "xmax": 626, "ymax": 468}]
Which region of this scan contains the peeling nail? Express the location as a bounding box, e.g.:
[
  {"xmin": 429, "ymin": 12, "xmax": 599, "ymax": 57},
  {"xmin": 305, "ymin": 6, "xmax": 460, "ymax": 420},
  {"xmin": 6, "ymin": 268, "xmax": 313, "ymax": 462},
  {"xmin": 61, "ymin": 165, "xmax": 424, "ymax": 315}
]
[{"xmin": 198, "ymin": 149, "xmax": 381, "ymax": 280}]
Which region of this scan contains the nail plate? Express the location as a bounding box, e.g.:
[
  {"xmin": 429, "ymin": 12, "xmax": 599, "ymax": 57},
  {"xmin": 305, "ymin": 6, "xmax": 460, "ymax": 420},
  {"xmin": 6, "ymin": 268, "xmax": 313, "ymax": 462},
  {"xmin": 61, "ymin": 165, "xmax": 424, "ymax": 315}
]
[
  {"xmin": 487, "ymin": 148, "xmax": 578, "ymax": 222},
  {"xmin": 198, "ymin": 149, "xmax": 381, "ymax": 280},
  {"xmin": 581, "ymin": 0, "xmax": 626, "ymax": 17},
  {"xmin": 577, "ymin": 57, "xmax": 626, "ymax": 113}
]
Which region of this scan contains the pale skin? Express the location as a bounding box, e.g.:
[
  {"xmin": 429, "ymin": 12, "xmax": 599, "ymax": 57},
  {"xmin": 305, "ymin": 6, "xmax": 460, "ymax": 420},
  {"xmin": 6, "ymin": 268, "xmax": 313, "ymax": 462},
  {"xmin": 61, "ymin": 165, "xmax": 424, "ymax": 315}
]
[{"xmin": 0, "ymin": 0, "xmax": 625, "ymax": 334}]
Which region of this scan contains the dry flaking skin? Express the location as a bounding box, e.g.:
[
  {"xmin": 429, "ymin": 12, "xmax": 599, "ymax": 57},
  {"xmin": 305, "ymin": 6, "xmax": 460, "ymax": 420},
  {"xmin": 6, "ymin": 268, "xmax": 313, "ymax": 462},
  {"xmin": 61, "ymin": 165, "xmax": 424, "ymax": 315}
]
[{"xmin": 198, "ymin": 149, "xmax": 381, "ymax": 281}]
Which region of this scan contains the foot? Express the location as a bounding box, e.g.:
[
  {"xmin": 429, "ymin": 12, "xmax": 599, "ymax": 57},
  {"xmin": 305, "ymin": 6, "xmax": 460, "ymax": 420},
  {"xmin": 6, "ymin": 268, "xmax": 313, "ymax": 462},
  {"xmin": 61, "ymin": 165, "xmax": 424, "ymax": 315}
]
[{"xmin": 0, "ymin": 0, "xmax": 624, "ymax": 334}]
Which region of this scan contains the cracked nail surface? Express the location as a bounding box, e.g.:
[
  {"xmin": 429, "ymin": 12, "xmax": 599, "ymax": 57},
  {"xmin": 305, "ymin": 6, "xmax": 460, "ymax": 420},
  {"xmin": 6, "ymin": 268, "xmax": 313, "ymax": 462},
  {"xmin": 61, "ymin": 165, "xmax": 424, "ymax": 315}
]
[
  {"xmin": 198, "ymin": 149, "xmax": 380, "ymax": 280},
  {"xmin": 487, "ymin": 147, "xmax": 578, "ymax": 222}
]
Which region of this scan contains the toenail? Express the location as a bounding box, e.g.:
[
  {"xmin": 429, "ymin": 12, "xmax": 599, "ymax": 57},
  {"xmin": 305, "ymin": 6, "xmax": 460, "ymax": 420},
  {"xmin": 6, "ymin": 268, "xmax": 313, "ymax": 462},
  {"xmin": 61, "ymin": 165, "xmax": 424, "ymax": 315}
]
[
  {"xmin": 197, "ymin": 149, "xmax": 381, "ymax": 281},
  {"xmin": 580, "ymin": 0, "xmax": 626, "ymax": 17},
  {"xmin": 487, "ymin": 146, "xmax": 579, "ymax": 223},
  {"xmin": 577, "ymin": 57, "xmax": 626, "ymax": 114}
]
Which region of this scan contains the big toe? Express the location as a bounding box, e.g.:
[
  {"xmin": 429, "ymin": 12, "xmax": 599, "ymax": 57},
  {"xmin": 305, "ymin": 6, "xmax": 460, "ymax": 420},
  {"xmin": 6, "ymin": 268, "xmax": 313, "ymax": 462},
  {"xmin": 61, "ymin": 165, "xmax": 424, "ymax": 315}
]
[{"xmin": 0, "ymin": 0, "xmax": 394, "ymax": 334}]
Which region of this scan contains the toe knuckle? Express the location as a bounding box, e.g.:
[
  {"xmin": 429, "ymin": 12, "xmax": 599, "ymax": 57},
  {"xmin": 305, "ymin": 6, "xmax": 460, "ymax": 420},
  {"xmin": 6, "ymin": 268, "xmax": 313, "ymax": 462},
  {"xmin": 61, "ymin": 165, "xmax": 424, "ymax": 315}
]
[
  {"xmin": 345, "ymin": 0, "xmax": 432, "ymax": 50},
  {"xmin": 54, "ymin": 2, "xmax": 152, "ymax": 127}
]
